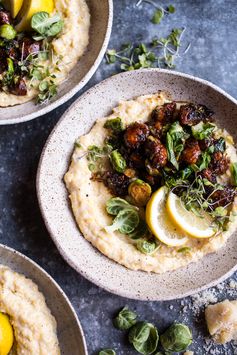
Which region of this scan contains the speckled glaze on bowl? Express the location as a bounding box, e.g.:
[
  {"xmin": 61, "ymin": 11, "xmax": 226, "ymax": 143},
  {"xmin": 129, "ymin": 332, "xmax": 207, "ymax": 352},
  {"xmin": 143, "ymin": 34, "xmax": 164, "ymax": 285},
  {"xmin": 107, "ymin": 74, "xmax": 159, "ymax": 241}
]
[
  {"xmin": 37, "ymin": 69, "xmax": 237, "ymax": 301},
  {"xmin": 0, "ymin": 0, "xmax": 113, "ymax": 125},
  {"xmin": 0, "ymin": 244, "xmax": 88, "ymax": 354}
]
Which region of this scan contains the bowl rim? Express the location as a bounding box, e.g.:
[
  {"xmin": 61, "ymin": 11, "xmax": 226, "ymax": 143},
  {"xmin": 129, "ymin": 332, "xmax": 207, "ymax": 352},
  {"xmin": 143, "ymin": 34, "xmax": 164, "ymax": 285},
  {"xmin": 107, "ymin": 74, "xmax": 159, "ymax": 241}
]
[
  {"xmin": 0, "ymin": 0, "xmax": 113, "ymax": 125},
  {"xmin": 37, "ymin": 68, "xmax": 237, "ymax": 301},
  {"xmin": 0, "ymin": 243, "xmax": 88, "ymax": 354}
]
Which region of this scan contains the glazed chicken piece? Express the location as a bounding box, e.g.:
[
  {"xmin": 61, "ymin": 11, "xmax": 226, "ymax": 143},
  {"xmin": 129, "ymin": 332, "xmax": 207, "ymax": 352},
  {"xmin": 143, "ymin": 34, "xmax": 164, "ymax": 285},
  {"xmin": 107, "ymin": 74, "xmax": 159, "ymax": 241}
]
[
  {"xmin": 104, "ymin": 171, "xmax": 130, "ymax": 196},
  {"xmin": 145, "ymin": 136, "xmax": 168, "ymax": 168},
  {"xmin": 210, "ymin": 151, "xmax": 230, "ymax": 176},
  {"xmin": 179, "ymin": 103, "xmax": 214, "ymax": 126},
  {"xmin": 181, "ymin": 138, "xmax": 201, "ymax": 165},
  {"xmin": 19, "ymin": 38, "xmax": 41, "ymax": 60},
  {"xmin": 0, "ymin": 48, "xmax": 7, "ymax": 73},
  {"xmin": 199, "ymin": 168, "xmax": 217, "ymax": 183},
  {"xmin": 128, "ymin": 151, "xmax": 145, "ymax": 169},
  {"xmin": 149, "ymin": 102, "xmax": 176, "ymax": 136},
  {"xmin": 9, "ymin": 78, "xmax": 27, "ymax": 96},
  {"xmin": 199, "ymin": 136, "xmax": 214, "ymax": 151},
  {"xmin": 124, "ymin": 122, "xmax": 149, "ymax": 150},
  {"xmin": 210, "ymin": 186, "xmax": 236, "ymax": 208}
]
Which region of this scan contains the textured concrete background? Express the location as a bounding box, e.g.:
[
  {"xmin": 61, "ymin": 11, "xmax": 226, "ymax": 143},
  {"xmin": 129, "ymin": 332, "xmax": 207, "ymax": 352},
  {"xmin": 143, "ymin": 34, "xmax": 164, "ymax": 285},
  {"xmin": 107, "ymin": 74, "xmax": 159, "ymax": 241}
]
[{"xmin": 0, "ymin": 0, "xmax": 237, "ymax": 354}]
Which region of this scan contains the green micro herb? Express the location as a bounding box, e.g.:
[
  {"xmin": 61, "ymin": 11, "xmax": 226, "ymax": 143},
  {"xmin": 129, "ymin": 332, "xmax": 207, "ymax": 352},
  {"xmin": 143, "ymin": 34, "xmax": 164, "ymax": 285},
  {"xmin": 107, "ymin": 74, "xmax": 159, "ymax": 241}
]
[
  {"xmin": 86, "ymin": 144, "xmax": 112, "ymax": 172},
  {"xmin": 136, "ymin": 0, "xmax": 175, "ymax": 24},
  {"xmin": 114, "ymin": 306, "xmax": 137, "ymax": 330},
  {"xmin": 105, "ymin": 28, "xmax": 189, "ymax": 71}
]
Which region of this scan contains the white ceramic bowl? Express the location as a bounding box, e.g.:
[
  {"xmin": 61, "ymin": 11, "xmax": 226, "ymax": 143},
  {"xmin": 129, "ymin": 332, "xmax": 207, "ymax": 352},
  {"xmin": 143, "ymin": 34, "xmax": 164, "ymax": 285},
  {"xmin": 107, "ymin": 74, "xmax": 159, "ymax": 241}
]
[
  {"xmin": 0, "ymin": 244, "xmax": 88, "ymax": 354},
  {"xmin": 37, "ymin": 69, "xmax": 237, "ymax": 301},
  {"xmin": 0, "ymin": 0, "xmax": 113, "ymax": 125}
]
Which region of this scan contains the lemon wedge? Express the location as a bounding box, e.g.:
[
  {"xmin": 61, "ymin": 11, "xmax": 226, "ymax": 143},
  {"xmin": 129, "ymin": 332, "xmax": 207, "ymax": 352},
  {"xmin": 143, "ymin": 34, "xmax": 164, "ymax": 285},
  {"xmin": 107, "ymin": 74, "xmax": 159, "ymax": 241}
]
[
  {"xmin": 3, "ymin": 0, "xmax": 24, "ymax": 18},
  {"xmin": 146, "ymin": 186, "xmax": 188, "ymax": 247},
  {"xmin": 0, "ymin": 313, "xmax": 14, "ymax": 355},
  {"xmin": 15, "ymin": 0, "xmax": 54, "ymax": 32},
  {"xmin": 166, "ymin": 191, "xmax": 215, "ymax": 238}
]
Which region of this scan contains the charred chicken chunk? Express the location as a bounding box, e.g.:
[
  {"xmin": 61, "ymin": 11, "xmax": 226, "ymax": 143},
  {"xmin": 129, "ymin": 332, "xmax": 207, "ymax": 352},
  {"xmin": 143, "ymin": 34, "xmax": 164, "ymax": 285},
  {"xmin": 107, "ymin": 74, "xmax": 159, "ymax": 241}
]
[
  {"xmin": 179, "ymin": 103, "xmax": 214, "ymax": 126},
  {"xmin": 0, "ymin": 48, "xmax": 7, "ymax": 73},
  {"xmin": 124, "ymin": 122, "xmax": 149, "ymax": 149},
  {"xmin": 199, "ymin": 168, "xmax": 217, "ymax": 183},
  {"xmin": 9, "ymin": 78, "xmax": 27, "ymax": 96},
  {"xmin": 181, "ymin": 138, "xmax": 201, "ymax": 165},
  {"xmin": 145, "ymin": 136, "xmax": 168, "ymax": 168},
  {"xmin": 20, "ymin": 38, "xmax": 41, "ymax": 60},
  {"xmin": 210, "ymin": 186, "xmax": 236, "ymax": 208},
  {"xmin": 128, "ymin": 151, "xmax": 145, "ymax": 169},
  {"xmin": 151, "ymin": 101, "xmax": 176, "ymax": 123},
  {"xmin": 104, "ymin": 171, "xmax": 130, "ymax": 196},
  {"xmin": 0, "ymin": 10, "xmax": 11, "ymax": 25},
  {"xmin": 210, "ymin": 152, "xmax": 230, "ymax": 176}
]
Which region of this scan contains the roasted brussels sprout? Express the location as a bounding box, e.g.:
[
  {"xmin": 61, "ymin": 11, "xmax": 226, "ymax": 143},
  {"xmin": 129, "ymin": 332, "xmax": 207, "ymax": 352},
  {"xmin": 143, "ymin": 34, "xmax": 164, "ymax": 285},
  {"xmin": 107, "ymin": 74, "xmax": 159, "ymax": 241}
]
[
  {"xmin": 160, "ymin": 323, "xmax": 192, "ymax": 352},
  {"xmin": 128, "ymin": 179, "xmax": 152, "ymax": 206},
  {"xmin": 0, "ymin": 24, "xmax": 16, "ymax": 39},
  {"xmin": 110, "ymin": 150, "xmax": 127, "ymax": 173},
  {"xmin": 104, "ymin": 117, "xmax": 124, "ymax": 132}
]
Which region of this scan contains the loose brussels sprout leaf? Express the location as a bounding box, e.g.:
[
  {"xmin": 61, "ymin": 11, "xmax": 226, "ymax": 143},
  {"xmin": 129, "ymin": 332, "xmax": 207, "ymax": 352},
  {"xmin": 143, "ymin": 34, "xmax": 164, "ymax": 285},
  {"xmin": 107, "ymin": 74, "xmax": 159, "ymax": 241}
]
[
  {"xmin": 231, "ymin": 163, "xmax": 237, "ymax": 187},
  {"xmin": 128, "ymin": 219, "xmax": 148, "ymax": 240},
  {"xmin": 31, "ymin": 12, "xmax": 63, "ymax": 38},
  {"xmin": 166, "ymin": 132, "xmax": 179, "ymax": 169},
  {"xmin": 106, "ymin": 197, "xmax": 131, "ymax": 215},
  {"xmin": 99, "ymin": 350, "xmax": 116, "ymax": 355},
  {"xmin": 196, "ymin": 151, "xmax": 211, "ymax": 171},
  {"xmin": 104, "ymin": 117, "xmax": 125, "ymax": 132},
  {"xmin": 113, "ymin": 306, "xmax": 137, "ymax": 330},
  {"xmin": 110, "ymin": 150, "xmax": 127, "ymax": 173},
  {"xmin": 191, "ymin": 122, "xmax": 215, "ymax": 140},
  {"xmin": 214, "ymin": 137, "xmax": 226, "ymax": 153},
  {"xmin": 160, "ymin": 323, "xmax": 192, "ymax": 352},
  {"xmin": 136, "ymin": 239, "xmax": 159, "ymax": 255},
  {"xmin": 105, "ymin": 209, "xmax": 139, "ymax": 234},
  {"xmin": 128, "ymin": 179, "xmax": 152, "ymax": 206},
  {"xmin": 129, "ymin": 321, "xmax": 159, "ymax": 355}
]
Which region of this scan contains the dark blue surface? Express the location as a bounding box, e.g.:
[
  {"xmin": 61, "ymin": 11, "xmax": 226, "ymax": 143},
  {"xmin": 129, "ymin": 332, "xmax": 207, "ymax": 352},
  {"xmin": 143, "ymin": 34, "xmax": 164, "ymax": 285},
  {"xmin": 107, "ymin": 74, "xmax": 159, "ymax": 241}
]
[{"xmin": 0, "ymin": 1, "xmax": 237, "ymax": 354}]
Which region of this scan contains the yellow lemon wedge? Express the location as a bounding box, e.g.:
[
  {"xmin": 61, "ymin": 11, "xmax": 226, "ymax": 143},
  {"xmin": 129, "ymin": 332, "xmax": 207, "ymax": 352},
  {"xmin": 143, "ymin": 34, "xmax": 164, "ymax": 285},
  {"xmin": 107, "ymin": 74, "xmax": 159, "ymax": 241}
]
[
  {"xmin": 2, "ymin": 0, "xmax": 24, "ymax": 18},
  {"xmin": 166, "ymin": 191, "xmax": 216, "ymax": 238},
  {"xmin": 0, "ymin": 313, "xmax": 14, "ymax": 355},
  {"xmin": 15, "ymin": 0, "xmax": 54, "ymax": 32},
  {"xmin": 146, "ymin": 186, "xmax": 189, "ymax": 247}
]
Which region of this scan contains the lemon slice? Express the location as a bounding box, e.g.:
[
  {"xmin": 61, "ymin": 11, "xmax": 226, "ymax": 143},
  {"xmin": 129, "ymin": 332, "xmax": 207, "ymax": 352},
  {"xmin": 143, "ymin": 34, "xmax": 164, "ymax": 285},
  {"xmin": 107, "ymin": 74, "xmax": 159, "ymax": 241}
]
[
  {"xmin": 167, "ymin": 191, "xmax": 215, "ymax": 238},
  {"xmin": 3, "ymin": 0, "xmax": 24, "ymax": 18},
  {"xmin": 0, "ymin": 313, "xmax": 14, "ymax": 355},
  {"xmin": 146, "ymin": 186, "xmax": 188, "ymax": 247},
  {"xmin": 15, "ymin": 0, "xmax": 54, "ymax": 32}
]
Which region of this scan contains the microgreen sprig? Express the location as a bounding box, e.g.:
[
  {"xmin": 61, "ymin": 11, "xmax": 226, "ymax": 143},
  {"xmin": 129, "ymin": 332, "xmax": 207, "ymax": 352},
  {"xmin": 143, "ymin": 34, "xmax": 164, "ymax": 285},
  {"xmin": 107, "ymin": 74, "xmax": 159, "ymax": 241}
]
[{"xmin": 136, "ymin": 0, "xmax": 175, "ymax": 24}]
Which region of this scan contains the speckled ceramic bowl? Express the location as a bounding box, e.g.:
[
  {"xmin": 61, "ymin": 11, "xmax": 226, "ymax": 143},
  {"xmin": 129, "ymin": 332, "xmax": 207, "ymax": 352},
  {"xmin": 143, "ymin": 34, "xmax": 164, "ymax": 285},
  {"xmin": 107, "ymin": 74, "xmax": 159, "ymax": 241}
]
[
  {"xmin": 0, "ymin": 0, "xmax": 113, "ymax": 125},
  {"xmin": 37, "ymin": 69, "xmax": 237, "ymax": 301},
  {"xmin": 0, "ymin": 244, "xmax": 88, "ymax": 354}
]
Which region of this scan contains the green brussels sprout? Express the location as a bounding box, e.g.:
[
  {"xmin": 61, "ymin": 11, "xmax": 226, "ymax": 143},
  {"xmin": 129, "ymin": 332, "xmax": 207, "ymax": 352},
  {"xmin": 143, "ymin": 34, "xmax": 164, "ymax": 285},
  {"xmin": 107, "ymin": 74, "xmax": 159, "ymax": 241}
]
[
  {"xmin": 129, "ymin": 321, "xmax": 159, "ymax": 355},
  {"xmin": 113, "ymin": 306, "xmax": 137, "ymax": 330},
  {"xmin": 0, "ymin": 24, "xmax": 16, "ymax": 39},
  {"xmin": 104, "ymin": 117, "xmax": 125, "ymax": 132},
  {"xmin": 110, "ymin": 150, "xmax": 127, "ymax": 173},
  {"xmin": 160, "ymin": 323, "xmax": 192, "ymax": 352},
  {"xmin": 136, "ymin": 239, "xmax": 158, "ymax": 255},
  {"xmin": 128, "ymin": 179, "xmax": 152, "ymax": 206}
]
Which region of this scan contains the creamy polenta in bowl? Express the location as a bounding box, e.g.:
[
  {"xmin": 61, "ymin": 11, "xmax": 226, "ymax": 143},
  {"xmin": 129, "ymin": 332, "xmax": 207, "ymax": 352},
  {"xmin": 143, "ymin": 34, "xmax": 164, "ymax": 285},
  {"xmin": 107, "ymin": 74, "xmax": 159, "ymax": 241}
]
[
  {"xmin": 0, "ymin": 0, "xmax": 90, "ymax": 107},
  {"xmin": 65, "ymin": 91, "xmax": 237, "ymax": 274},
  {"xmin": 0, "ymin": 244, "xmax": 87, "ymax": 355}
]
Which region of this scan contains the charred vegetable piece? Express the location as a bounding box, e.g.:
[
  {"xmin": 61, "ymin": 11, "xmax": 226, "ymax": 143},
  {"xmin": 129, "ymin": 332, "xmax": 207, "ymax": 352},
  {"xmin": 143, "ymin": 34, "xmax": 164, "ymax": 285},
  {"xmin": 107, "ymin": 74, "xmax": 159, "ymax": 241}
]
[
  {"xmin": 9, "ymin": 77, "xmax": 27, "ymax": 96},
  {"xmin": 214, "ymin": 137, "xmax": 226, "ymax": 153},
  {"xmin": 110, "ymin": 150, "xmax": 127, "ymax": 173},
  {"xmin": 19, "ymin": 37, "xmax": 41, "ymax": 60},
  {"xmin": 0, "ymin": 24, "xmax": 16, "ymax": 39},
  {"xmin": 198, "ymin": 168, "xmax": 216, "ymax": 183},
  {"xmin": 128, "ymin": 179, "xmax": 152, "ymax": 206},
  {"xmin": 124, "ymin": 122, "xmax": 149, "ymax": 149},
  {"xmin": 179, "ymin": 103, "xmax": 214, "ymax": 126},
  {"xmin": 151, "ymin": 101, "xmax": 176, "ymax": 124},
  {"xmin": 128, "ymin": 152, "xmax": 144, "ymax": 169},
  {"xmin": 104, "ymin": 117, "xmax": 124, "ymax": 132},
  {"xmin": 181, "ymin": 138, "xmax": 201, "ymax": 165}
]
